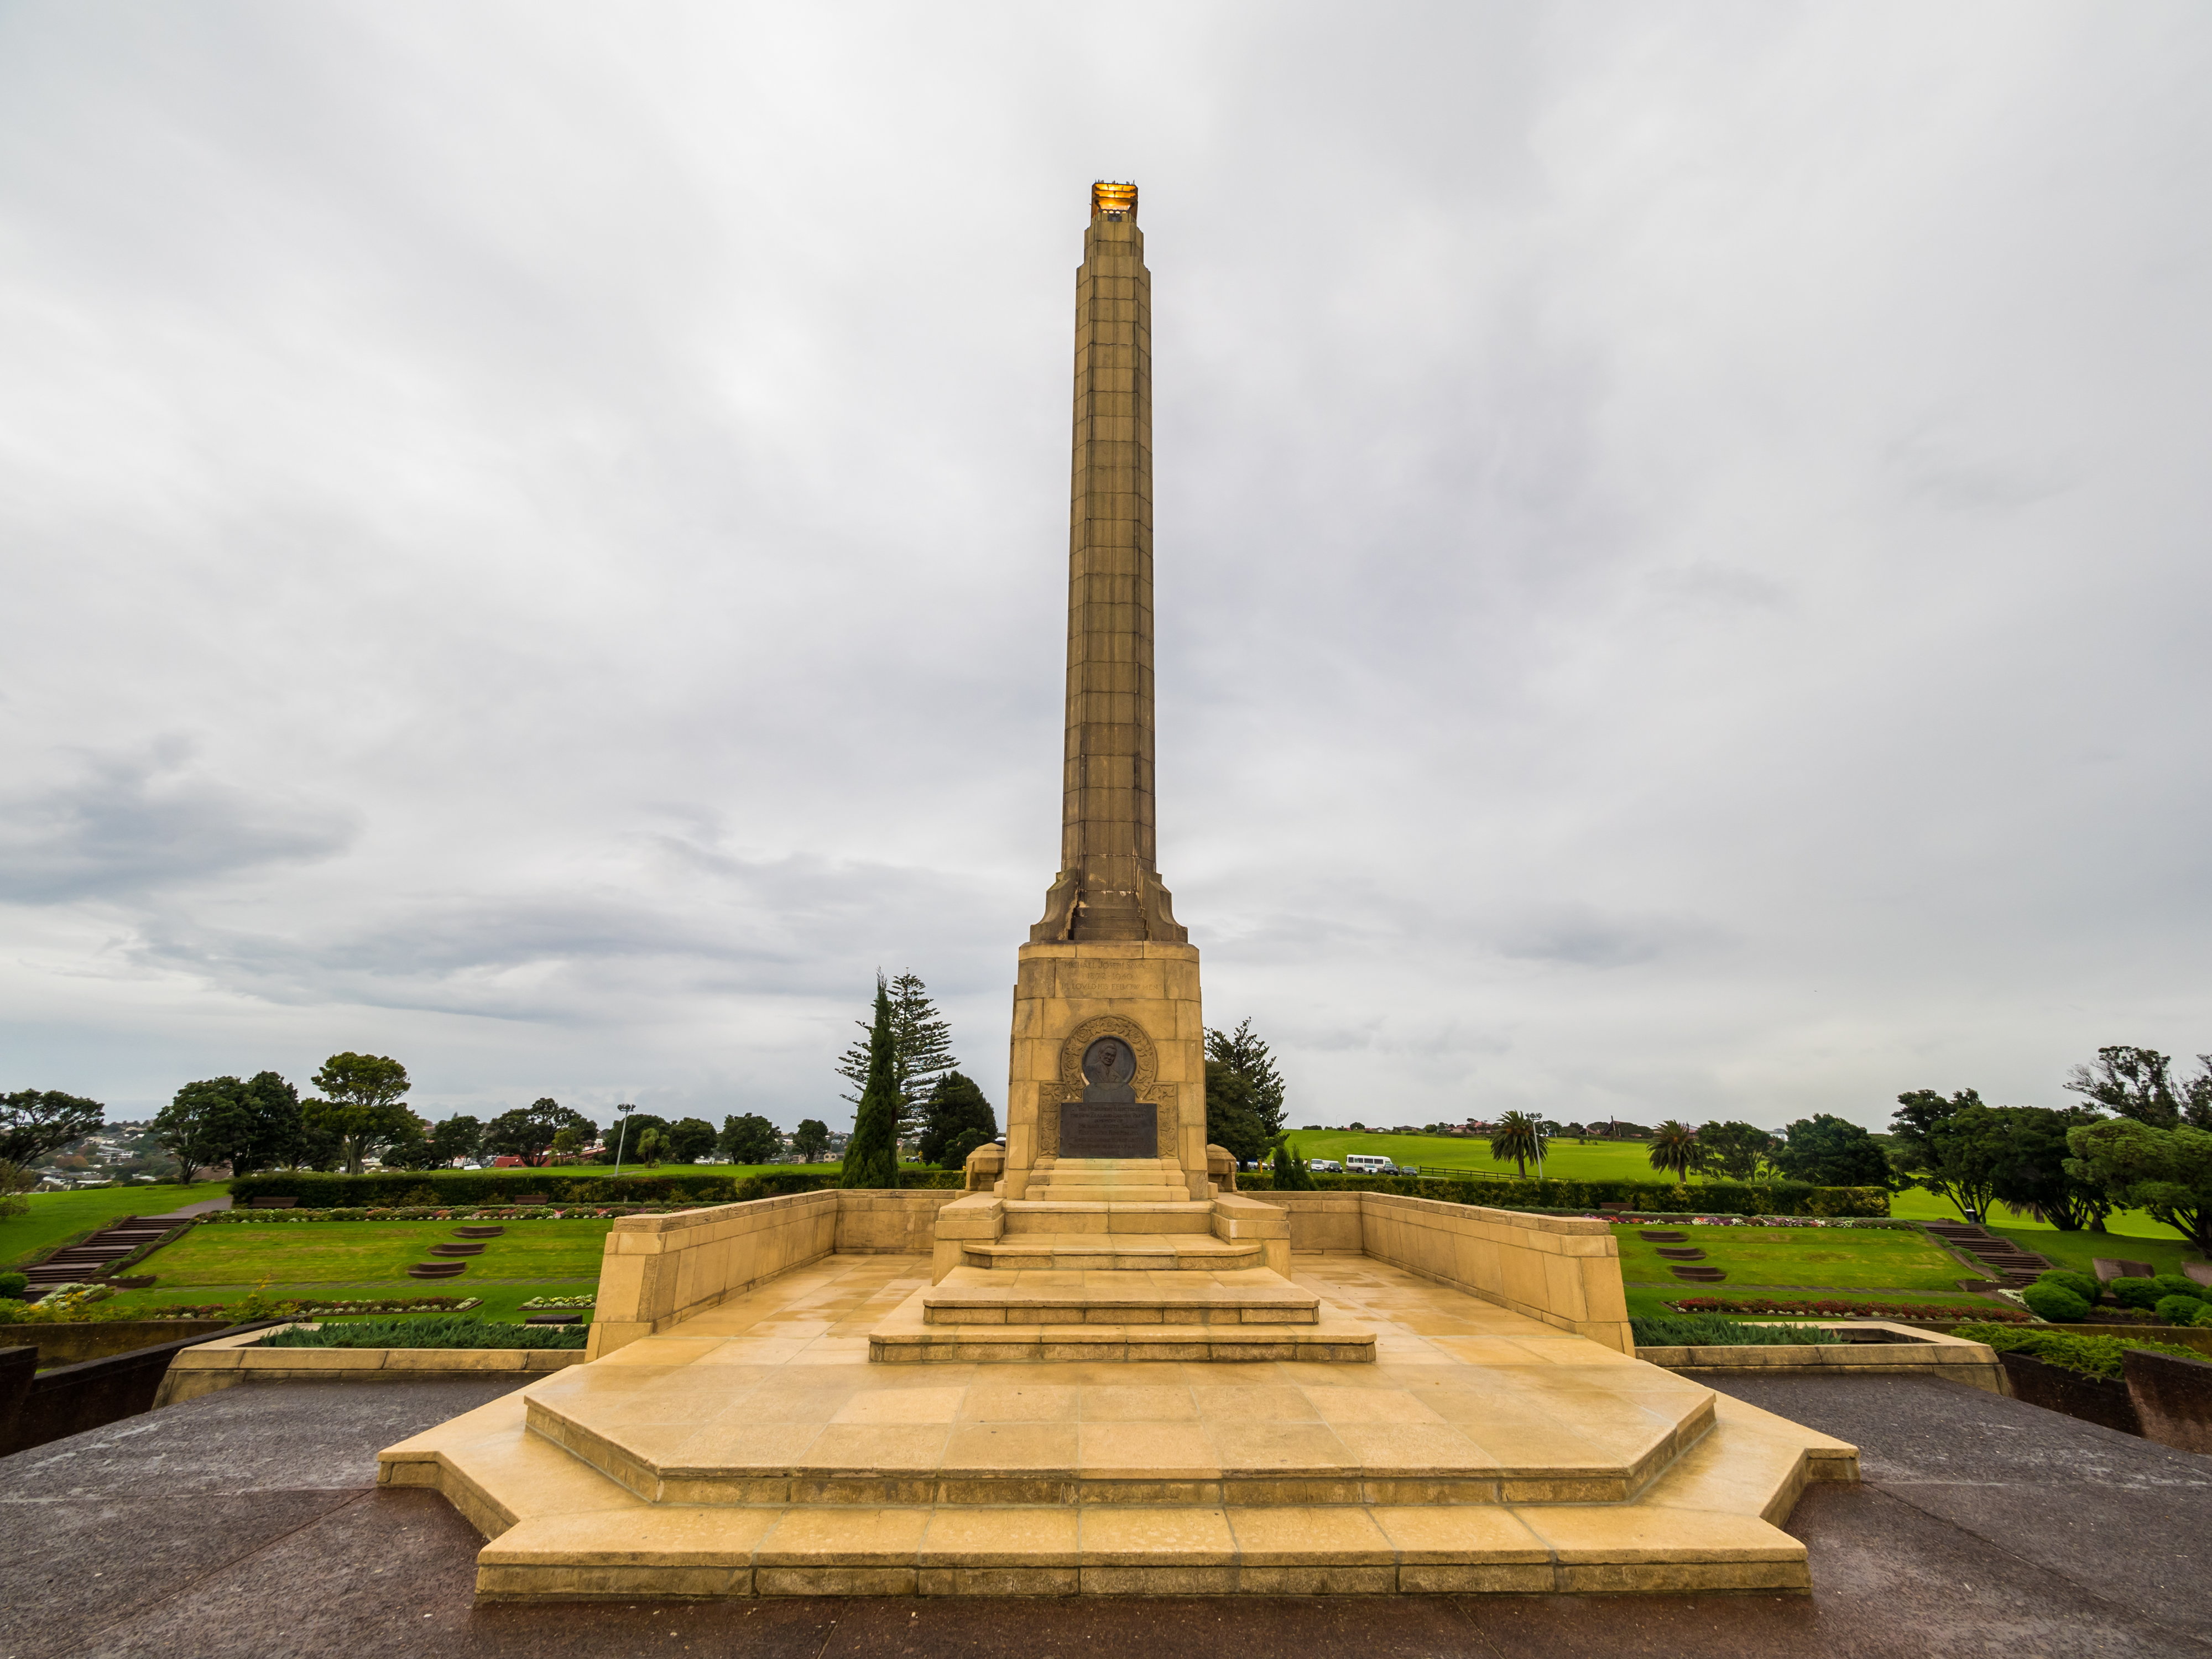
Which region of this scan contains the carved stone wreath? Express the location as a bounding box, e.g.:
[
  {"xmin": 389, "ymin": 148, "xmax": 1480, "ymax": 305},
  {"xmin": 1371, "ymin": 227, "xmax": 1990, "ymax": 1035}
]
[
  {"xmin": 1046, "ymin": 1016, "xmax": 1177, "ymax": 1159},
  {"xmin": 1057, "ymin": 1015, "xmax": 1157, "ymax": 1097}
]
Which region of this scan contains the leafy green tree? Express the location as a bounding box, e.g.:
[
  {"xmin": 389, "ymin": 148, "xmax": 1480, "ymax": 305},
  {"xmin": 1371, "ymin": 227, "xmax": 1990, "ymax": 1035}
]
[
  {"xmin": 602, "ymin": 1112, "xmax": 667, "ymax": 1166},
  {"xmin": 235, "ymin": 1072, "xmax": 302, "ymax": 1171},
  {"xmin": 549, "ymin": 1125, "xmax": 588, "ymax": 1160},
  {"xmin": 791, "ymin": 1118, "xmax": 831, "ymax": 1163},
  {"xmin": 1203, "ymin": 1061, "xmax": 1267, "ymax": 1165},
  {"xmin": 305, "ymin": 1053, "xmax": 414, "ymax": 1175},
  {"xmin": 153, "ymin": 1078, "xmax": 259, "ymax": 1181},
  {"xmin": 2065, "ymin": 1046, "xmax": 2184, "ymax": 1128},
  {"xmin": 917, "ymin": 1073, "xmax": 998, "ymax": 1168},
  {"xmin": 2066, "ymin": 1119, "xmax": 2212, "ymax": 1253},
  {"xmin": 843, "ymin": 974, "xmax": 901, "ymax": 1188},
  {"xmin": 838, "ymin": 970, "xmax": 959, "ymax": 1139},
  {"xmin": 1989, "ymin": 1105, "xmax": 2111, "ymax": 1231},
  {"xmin": 718, "ymin": 1113, "xmax": 784, "ymax": 1165},
  {"xmin": 1271, "ymin": 1142, "xmax": 1317, "ymax": 1190},
  {"xmin": 1206, "ymin": 1020, "xmax": 1287, "ymax": 1138},
  {"xmin": 429, "ymin": 1115, "xmax": 483, "ymax": 1165},
  {"xmin": 0, "ymin": 1089, "xmax": 105, "ymax": 1166},
  {"xmin": 1890, "ymin": 1090, "xmax": 2005, "ymax": 1219},
  {"xmin": 633, "ymin": 1126, "xmax": 664, "ymax": 1165},
  {"xmin": 1647, "ymin": 1120, "xmax": 1702, "ymax": 1183},
  {"xmin": 483, "ymin": 1099, "xmax": 597, "ymax": 1167},
  {"xmin": 1697, "ymin": 1121, "xmax": 1778, "ymax": 1183},
  {"xmin": 1488, "ymin": 1110, "xmax": 1546, "ymax": 1178},
  {"xmin": 1773, "ymin": 1114, "xmax": 1892, "ymax": 1188},
  {"xmin": 662, "ymin": 1117, "xmax": 717, "ymax": 1164},
  {"xmin": 377, "ymin": 1113, "xmax": 445, "ymax": 1170}
]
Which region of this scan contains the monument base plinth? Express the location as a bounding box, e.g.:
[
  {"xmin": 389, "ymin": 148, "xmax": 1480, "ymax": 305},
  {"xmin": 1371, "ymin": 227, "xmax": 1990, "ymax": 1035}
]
[{"xmin": 1004, "ymin": 941, "xmax": 1206, "ymax": 1202}]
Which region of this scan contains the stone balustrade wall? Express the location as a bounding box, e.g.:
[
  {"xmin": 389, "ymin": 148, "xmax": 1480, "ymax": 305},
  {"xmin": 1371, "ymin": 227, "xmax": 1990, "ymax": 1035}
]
[
  {"xmin": 587, "ymin": 1189, "xmax": 964, "ymax": 1358},
  {"xmin": 1266, "ymin": 1191, "xmax": 1633, "ymax": 1353}
]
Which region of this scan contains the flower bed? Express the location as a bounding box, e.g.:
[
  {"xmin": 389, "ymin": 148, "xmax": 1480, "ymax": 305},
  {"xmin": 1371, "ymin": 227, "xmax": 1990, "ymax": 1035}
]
[
  {"xmin": 0, "ymin": 1289, "xmax": 483, "ymax": 1324},
  {"xmin": 203, "ymin": 1205, "xmax": 663, "ymax": 1225},
  {"xmin": 1669, "ymin": 1295, "xmax": 2033, "ymax": 1323},
  {"xmin": 520, "ymin": 1294, "xmax": 597, "ymax": 1310},
  {"xmin": 255, "ymin": 1314, "xmax": 588, "ymax": 1351}
]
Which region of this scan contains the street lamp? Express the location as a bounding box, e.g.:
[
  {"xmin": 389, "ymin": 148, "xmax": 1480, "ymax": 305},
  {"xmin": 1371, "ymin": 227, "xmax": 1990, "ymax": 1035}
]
[{"xmin": 611, "ymin": 1102, "xmax": 638, "ymax": 1178}]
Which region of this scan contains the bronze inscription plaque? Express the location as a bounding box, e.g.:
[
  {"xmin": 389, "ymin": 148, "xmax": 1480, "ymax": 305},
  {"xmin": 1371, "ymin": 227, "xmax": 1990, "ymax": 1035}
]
[{"xmin": 1057, "ymin": 1101, "xmax": 1157, "ymax": 1160}]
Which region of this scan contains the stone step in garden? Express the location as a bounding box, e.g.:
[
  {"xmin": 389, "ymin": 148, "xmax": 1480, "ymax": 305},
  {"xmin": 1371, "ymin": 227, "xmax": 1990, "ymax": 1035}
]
[
  {"xmin": 919, "ymin": 1264, "xmax": 1321, "ymax": 1327},
  {"xmin": 1001, "ymin": 1201, "xmax": 1217, "ymax": 1237},
  {"xmin": 962, "ymin": 1233, "xmax": 1264, "ymax": 1273}
]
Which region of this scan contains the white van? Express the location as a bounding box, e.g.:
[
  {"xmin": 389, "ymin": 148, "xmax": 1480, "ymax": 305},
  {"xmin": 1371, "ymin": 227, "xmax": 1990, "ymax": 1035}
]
[{"xmin": 1344, "ymin": 1154, "xmax": 1395, "ymax": 1175}]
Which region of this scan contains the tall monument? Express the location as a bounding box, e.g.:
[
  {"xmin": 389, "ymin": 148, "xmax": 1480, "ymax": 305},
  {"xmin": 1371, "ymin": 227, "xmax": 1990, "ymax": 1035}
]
[{"xmin": 1004, "ymin": 181, "xmax": 1208, "ymax": 1201}]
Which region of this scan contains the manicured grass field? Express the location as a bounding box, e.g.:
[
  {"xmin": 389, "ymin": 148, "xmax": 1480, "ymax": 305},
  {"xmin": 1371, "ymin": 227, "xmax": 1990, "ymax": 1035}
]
[
  {"xmin": 82, "ymin": 1217, "xmax": 613, "ymax": 1321},
  {"xmin": 1989, "ymin": 1225, "xmax": 2206, "ymax": 1279},
  {"xmin": 129, "ymin": 1217, "xmax": 613, "ymax": 1286},
  {"xmin": 1611, "ymin": 1224, "xmax": 1970, "ymax": 1292},
  {"xmin": 1, "ymin": 1182, "xmax": 233, "ymax": 1269}
]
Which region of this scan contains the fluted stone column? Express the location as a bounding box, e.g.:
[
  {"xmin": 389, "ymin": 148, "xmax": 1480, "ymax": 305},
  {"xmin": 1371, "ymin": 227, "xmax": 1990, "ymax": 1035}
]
[{"xmin": 1006, "ymin": 182, "xmax": 1206, "ymax": 1202}]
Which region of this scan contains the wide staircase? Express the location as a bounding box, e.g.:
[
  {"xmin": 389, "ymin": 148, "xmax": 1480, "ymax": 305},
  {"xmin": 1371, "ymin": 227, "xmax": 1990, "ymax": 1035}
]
[
  {"xmin": 1922, "ymin": 1220, "xmax": 2053, "ymax": 1288},
  {"xmin": 871, "ymin": 1156, "xmax": 1374, "ymax": 1362},
  {"xmin": 23, "ymin": 1213, "xmax": 190, "ymax": 1294}
]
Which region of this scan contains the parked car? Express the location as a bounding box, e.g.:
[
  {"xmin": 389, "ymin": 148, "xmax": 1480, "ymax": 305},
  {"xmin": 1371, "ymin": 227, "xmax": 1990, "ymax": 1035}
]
[{"xmin": 1308, "ymin": 1159, "xmax": 1343, "ymax": 1173}]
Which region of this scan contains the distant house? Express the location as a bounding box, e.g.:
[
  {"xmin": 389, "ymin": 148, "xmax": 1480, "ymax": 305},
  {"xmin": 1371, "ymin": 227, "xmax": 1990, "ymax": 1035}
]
[{"xmin": 491, "ymin": 1155, "xmax": 525, "ymax": 1168}]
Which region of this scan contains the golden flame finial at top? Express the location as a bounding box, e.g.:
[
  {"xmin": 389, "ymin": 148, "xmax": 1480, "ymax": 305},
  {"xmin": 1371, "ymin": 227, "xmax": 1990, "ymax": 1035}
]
[{"xmin": 1091, "ymin": 180, "xmax": 1137, "ymax": 221}]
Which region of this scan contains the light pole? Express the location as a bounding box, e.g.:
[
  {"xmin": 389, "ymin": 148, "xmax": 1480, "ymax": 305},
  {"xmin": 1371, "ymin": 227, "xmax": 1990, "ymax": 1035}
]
[{"xmin": 611, "ymin": 1102, "xmax": 637, "ymax": 1178}]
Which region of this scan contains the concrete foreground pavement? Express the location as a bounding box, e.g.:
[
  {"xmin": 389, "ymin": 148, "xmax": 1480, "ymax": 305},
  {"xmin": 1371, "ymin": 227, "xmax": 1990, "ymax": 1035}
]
[{"xmin": 4, "ymin": 1373, "xmax": 2209, "ymax": 1657}]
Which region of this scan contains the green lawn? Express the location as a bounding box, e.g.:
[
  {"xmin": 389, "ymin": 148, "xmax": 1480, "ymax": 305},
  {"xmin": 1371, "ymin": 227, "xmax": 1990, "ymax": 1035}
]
[
  {"xmin": 1989, "ymin": 1225, "xmax": 2206, "ymax": 1279},
  {"xmin": 1282, "ymin": 1131, "xmax": 1668, "ymax": 1183},
  {"xmin": 1, "ymin": 1183, "xmax": 233, "ymax": 1270},
  {"xmin": 1611, "ymin": 1224, "xmax": 1970, "ymax": 1292},
  {"xmin": 82, "ymin": 1217, "xmax": 612, "ymax": 1321}
]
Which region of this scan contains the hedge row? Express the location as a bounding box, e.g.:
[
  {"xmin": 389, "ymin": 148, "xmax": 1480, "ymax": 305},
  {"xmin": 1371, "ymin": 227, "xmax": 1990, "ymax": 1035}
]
[
  {"xmin": 1237, "ymin": 1173, "xmax": 1889, "ymax": 1216},
  {"xmin": 226, "ymin": 1168, "xmax": 963, "ymax": 1206}
]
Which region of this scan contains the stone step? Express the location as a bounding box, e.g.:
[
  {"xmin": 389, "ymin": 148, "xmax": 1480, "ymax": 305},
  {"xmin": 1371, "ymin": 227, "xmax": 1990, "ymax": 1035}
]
[
  {"xmin": 1013, "ymin": 1194, "xmax": 1194, "ymax": 1212},
  {"xmin": 963, "ymin": 1233, "xmax": 1264, "ymax": 1272},
  {"xmin": 1001, "ymin": 1202, "xmax": 1215, "ymax": 1237},
  {"xmin": 869, "ymin": 1308, "xmax": 1374, "ymax": 1365},
  {"xmin": 920, "ymin": 1265, "xmax": 1319, "ymax": 1327}
]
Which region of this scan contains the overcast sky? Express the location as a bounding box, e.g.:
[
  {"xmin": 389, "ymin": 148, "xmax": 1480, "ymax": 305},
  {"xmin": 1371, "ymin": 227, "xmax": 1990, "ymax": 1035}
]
[{"xmin": 3, "ymin": 2, "xmax": 2207, "ymax": 1137}]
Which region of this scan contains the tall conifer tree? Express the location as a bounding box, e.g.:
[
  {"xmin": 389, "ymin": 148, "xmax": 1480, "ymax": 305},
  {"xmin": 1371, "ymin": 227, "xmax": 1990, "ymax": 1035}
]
[{"xmin": 842, "ymin": 973, "xmax": 901, "ymax": 1188}]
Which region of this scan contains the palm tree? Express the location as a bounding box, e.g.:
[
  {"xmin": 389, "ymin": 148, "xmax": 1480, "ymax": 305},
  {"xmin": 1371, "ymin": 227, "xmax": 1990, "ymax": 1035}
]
[
  {"xmin": 1488, "ymin": 1111, "xmax": 1546, "ymax": 1179},
  {"xmin": 1648, "ymin": 1120, "xmax": 1702, "ymax": 1183}
]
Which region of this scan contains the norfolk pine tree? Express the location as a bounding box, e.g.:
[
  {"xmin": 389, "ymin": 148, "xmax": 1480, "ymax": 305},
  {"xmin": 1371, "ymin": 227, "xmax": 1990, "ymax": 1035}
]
[{"xmin": 842, "ymin": 974, "xmax": 901, "ymax": 1188}]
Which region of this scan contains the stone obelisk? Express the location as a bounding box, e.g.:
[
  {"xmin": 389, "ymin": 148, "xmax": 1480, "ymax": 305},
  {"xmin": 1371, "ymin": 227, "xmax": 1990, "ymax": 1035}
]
[{"xmin": 1004, "ymin": 181, "xmax": 1208, "ymax": 1203}]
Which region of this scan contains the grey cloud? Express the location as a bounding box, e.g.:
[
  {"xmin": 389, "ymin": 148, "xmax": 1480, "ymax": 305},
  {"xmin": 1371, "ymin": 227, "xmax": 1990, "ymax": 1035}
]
[{"xmin": 0, "ymin": 742, "xmax": 356, "ymax": 903}]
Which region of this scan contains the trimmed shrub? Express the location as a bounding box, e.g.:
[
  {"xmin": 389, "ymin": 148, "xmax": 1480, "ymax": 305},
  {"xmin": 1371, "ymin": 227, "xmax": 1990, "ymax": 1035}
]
[
  {"xmin": 0, "ymin": 1271, "xmax": 27, "ymax": 1299},
  {"xmin": 2152, "ymin": 1274, "xmax": 2203, "ymax": 1300},
  {"xmin": 2197, "ymin": 1304, "xmax": 2212, "ymax": 1329},
  {"xmin": 227, "ymin": 1168, "xmax": 965, "ymax": 1209},
  {"xmin": 2037, "ymin": 1269, "xmax": 2101, "ymax": 1308},
  {"xmin": 2022, "ymin": 1282, "xmax": 2091, "ymax": 1323},
  {"xmin": 1952, "ymin": 1322, "xmax": 2201, "ymax": 1380},
  {"xmin": 1630, "ymin": 1315, "xmax": 1842, "ymax": 1347},
  {"xmin": 1251, "ymin": 1173, "xmax": 1887, "ymax": 1217},
  {"xmin": 2154, "ymin": 1293, "xmax": 2206, "ymax": 1325},
  {"xmin": 2107, "ymin": 1276, "xmax": 2164, "ymax": 1311}
]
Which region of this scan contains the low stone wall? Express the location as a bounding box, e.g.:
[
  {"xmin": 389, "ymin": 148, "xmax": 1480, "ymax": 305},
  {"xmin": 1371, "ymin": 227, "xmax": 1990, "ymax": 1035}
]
[
  {"xmin": 1268, "ymin": 1191, "xmax": 1631, "ymax": 1352},
  {"xmin": 2124, "ymin": 1347, "xmax": 2212, "ymax": 1454},
  {"xmin": 588, "ymin": 1188, "xmax": 967, "ymax": 1357},
  {"xmin": 1263, "ymin": 1192, "xmax": 1364, "ymax": 1253},
  {"xmin": 1637, "ymin": 1322, "xmax": 2006, "ymax": 1393},
  {"xmin": 834, "ymin": 1190, "xmax": 967, "ymax": 1254},
  {"xmin": 157, "ymin": 1326, "xmax": 584, "ymax": 1405},
  {"xmin": 2, "ymin": 1321, "xmax": 289, "ymax": 1454},
  {"xmin": 1999, "ymin": 1350, "xmax": 2142, "ymax": 1436},
  {"xmin": 13, "ymin": 1319, "xmax": 239, "ymax": 1368}
]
